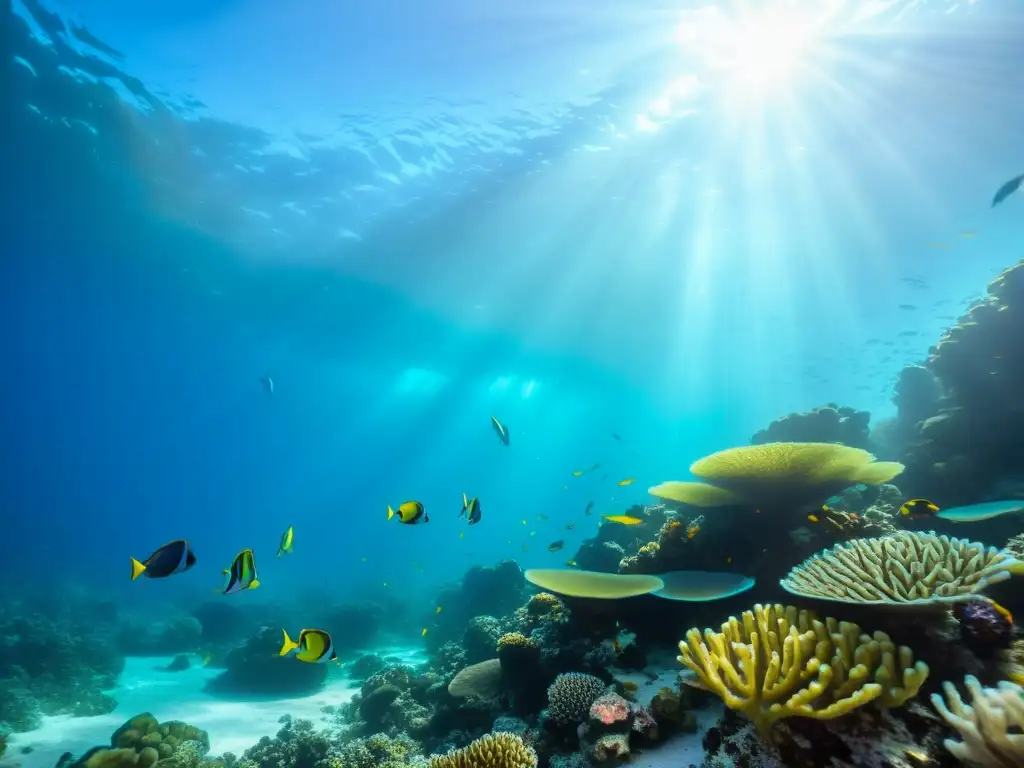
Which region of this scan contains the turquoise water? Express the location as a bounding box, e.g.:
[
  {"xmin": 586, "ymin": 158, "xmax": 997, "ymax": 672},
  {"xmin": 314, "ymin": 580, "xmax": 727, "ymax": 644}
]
[{"xmin": 4, "ymin": 0, "xmax": 1023, "ymax": 635}]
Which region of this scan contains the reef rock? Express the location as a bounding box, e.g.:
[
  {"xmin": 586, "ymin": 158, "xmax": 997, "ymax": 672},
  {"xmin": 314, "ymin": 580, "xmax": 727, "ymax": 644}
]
[{"xmin": 751, "ymin": 404, "xmax": 873, "ymax": 450}]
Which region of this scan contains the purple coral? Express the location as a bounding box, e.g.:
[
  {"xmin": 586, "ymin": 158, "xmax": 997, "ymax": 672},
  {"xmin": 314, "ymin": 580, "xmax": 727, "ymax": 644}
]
[{"xmin": 953, "ymin": 598, "xmax": 1014, "ymax": 652}]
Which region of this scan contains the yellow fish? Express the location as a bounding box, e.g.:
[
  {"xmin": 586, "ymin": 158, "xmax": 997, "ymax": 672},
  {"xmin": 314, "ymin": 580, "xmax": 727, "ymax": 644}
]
[
  {"xmin": 435, "ymin": 606, "xmax": 443, "ymax": 614},
  {"xmin": 421, "ymin": 627, "xmax": 429, "ymax": 637},
  {"xmin": 388, "ymin": 501, "xmax": 429, "ymax": 524},
  {"xmin": 565, "ymin": 560, "xmax": 578, "ymax": 567},
  {"xmin": 572, "ymin": 463, "xmax": 600, "ymax": 477},
  {"xmin": 279, "ymin": 629, "xmax": 338, "ymax": 664},
  {"xmin": 899, "ymin": 498, "xmax": 939, "ymax": 518},
  {"xmin": 617, "ymin": 478, "xmax": 636, "ymax": 487},
  {"xmin": 276, "ymin": 526, "xmax": 294, "ymax": 557},
  {"xmin": 603, "ymin": 514, "xmax": 643, "ymax": 525}
]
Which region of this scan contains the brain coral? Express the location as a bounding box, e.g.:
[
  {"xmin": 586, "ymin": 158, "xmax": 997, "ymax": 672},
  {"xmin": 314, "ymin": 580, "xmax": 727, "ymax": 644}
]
[
  {"xmin": 547, "ymin": 672, "xmax": 608, "ymax": 725},
  {"xmin": 780, "ymin": 531, "xmax": 1023, "ymax": 606},
  {"xmin": 428, "ymin": 732, "xmax": 536, "ymax": 768}
]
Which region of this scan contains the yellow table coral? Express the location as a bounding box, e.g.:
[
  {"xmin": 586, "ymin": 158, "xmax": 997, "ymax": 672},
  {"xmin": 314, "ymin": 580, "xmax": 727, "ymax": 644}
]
[{"xmin": 678, "ymin": 603, "xmax": 929, "ymax": 734}]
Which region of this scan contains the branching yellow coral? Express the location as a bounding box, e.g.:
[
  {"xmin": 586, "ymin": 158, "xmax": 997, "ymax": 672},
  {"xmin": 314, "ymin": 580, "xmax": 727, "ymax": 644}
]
[
  {"xmin": 678, "ymin": 603, "xmax": 929, "ymax": 734},
  {"xmin": 428, "ymin": 732, "xmax": 536, "ymax": 768}
]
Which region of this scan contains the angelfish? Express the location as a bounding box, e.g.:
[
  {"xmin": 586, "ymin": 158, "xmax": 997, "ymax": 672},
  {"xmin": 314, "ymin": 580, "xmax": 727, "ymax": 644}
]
[
  {"xmin": 460, "ymin": 493, "xmax": 482, "ymax": 525},
  {"xmin": 218, "ymin": 549, "xmax": 260, "ymax": 594},
  {"xmin": 490, "ymin": 416, "xmax": 510, "ymax": 446},
  {"xmin": 277, "ymin": 526, "xmax": 294, "ymax": 557}
]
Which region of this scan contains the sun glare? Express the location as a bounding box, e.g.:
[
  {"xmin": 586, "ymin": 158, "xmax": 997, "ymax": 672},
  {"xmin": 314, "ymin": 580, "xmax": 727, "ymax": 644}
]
[{"xmin": 676, "ymin": 6, "xmax": 826, "ymax": 98}]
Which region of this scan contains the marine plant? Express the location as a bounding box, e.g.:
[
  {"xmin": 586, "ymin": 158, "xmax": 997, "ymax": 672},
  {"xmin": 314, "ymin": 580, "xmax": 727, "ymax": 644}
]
[
  {"xmin": 931, "ymin": 675, "xmax": 1024, "ymax": 766},
  {"xmin": 677, "ymin": 603, "xmax": 928, "ymax": 735},
  {"xmin": 427, "ymin": 732, "xmax": 536, "ymax": 768},
  {"xmin": 780, "ymin": 531, "xmax": 1022, "ymax": 606}
]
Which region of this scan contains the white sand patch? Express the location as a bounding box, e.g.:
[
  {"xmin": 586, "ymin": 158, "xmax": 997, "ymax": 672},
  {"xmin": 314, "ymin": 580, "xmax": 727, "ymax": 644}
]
[{"xmin": 3, "ymin": 645, "xmax": 426, "ymax": 768}]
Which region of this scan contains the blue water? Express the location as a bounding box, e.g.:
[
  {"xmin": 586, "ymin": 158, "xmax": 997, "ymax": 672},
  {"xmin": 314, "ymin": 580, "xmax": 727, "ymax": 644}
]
[{"xmin": 3, "ymin": 0, "xmax": 1023, "ymax": 612}]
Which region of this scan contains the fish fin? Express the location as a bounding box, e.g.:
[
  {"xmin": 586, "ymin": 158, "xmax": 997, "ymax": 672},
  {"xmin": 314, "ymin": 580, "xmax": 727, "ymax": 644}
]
[
  {"xmin": 387, "ymin": 505, "xmax": 396, "ymax": 521},
  {"xmin": 249, "ymin": 579, "xmax": 261, "ymax": 589},
  {"xmin": 424, "ymin": 512, "xmax": 430, "ymax": 522},
  {"xmin": 222, "ymin": 569, "xmax": 229, "ymax": 574},
  {"xmin": 276, "ymin": 550, "xmax": 283, "ymax": 558},
  {"xmin": 462, "ymin": 492, "xmax": 468, "ymax": 508},
  {"xmin": 279, "ymin": 629, "xmax": 299, "ymax": 656},
  {"xmin": 130, "ymin": 558, "xmax": 146, "ymax": 581}
]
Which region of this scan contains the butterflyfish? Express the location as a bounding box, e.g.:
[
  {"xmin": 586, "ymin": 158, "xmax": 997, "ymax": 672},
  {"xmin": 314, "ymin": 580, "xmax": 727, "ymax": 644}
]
[
  {"xmin": 131, "ymin": 539, "xmax": 196, "ymax": 581},
  {"xmin": 899, "ymin": 498, "xmax": 940, "ymax": 518},
  {"xmin": 936, "ymin": 499, "xmax": 1024, "ymax": 523},
  {"xmin": 219, "ymin": 549, "xmax": 260, "ymax": 594},
  {"xmin": 388, "ymin": 501, "xmax": 429, "ymax": 524},
  {"xmin": 279, "ymin": 628, "xmax": 337, "ymax": 664},
  {"xmin": 460, "ymin": 493, "xmax": 482, "ymax": 525},
  {"xmin": 603, "ymin": 514, "xmax": 643, "ymax": 525},
  {"xmin": 277, "ymin": 526, "xmax": 294, "ymax": 557},
  {"xmin": 259, "ymin": 375, "xmax": 275, "ymax": 395},
  {"xmin": 617, "ymin": 478, "xmax": 636, "ymax": 487},
  {"xmin": 490, "ymin": 416, "xmax": 510, "ymax": 446}
]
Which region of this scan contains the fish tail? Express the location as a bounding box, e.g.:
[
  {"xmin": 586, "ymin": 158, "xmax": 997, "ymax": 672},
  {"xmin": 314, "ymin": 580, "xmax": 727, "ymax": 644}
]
[
  {"xmin": 279, "ymin": 629, "xmax": 299, "ymax": 656},
  {"xmin": 130, "ymin": 558, "xmax": 146, "ymax": 581},
  {"xmin": 250, "ymin": 579, "xmax": 261, "ymax": 589},
  {"xmin": 387, "ymin": 505, "xmax": 396, "ymax": 521},
  {"xmin": 276, "ymin": 549, "xmax": 283, "ymax": 558}
]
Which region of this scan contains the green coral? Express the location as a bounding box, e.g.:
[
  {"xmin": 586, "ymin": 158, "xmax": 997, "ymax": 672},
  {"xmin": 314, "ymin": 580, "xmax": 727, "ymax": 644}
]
[{"xmin": 67, "ymin": 712, "xmax": 214, "ymax": 768}]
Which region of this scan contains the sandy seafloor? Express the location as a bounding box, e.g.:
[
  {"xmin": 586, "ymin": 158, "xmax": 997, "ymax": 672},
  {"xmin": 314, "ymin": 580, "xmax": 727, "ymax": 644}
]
[{"xmin": 2, "ymin": 650, "xmax": 718, "ymax": 768}]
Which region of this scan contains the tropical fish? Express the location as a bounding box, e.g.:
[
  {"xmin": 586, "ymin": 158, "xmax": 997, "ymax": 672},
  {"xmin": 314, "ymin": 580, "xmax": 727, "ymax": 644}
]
[
  {"xmin": 686, "ymin": 524, "xmax": 700, "ymax": 540},
  {"xmin": 899, "ymin": 498, "xmax": 940, "ymax": 519},
  {"xmin": 566, "ymin": 560, "xmax": 578, "ymax": 567},
  {"xmin": 259, "ymin": 375, "xmax": 274, "ymax": 395},
  {"xmin": 572, "ymin": 463, "xmax": 600, "ymax": 477},
  {"xmin": 279, "ymin": 628, "xmax": 337, "ymax": 663},
  {"xmin": 611, "ymin": 433, "xmax": 621, "ymax": 441},
  {"xmin": 603, "ymin": 514, "xmax": 643, "ymax": 525},
  {"xmin": 992, "ymin": 173, "xmax": 1024, "ymax": 207},
  {"xmin": 276, "ymin": 526, "xmax": 294, "ymax": 557},
  {"xmin": 421, "ymin": 627, "xmax": 429, "ymax": 637},
  {"xmin": 617, "ymin": 478, "xmax": 636, "ymax": 487},
  {"xmin": 435, "ymin": 606, "xmax": 443, "ymax": 614},
  {"xmin": 131, "ymin": 539, "xmax": 196, "ymax": 581},
  {"xmin": 565, "ymin": 523, "xmax": 575, "ymax": 531},
  {"xmin": 548, "ymin": 540, "xmax": 565, "ymax": 552},
  {"xmin": 583, "ymin": 501, "xmax": 594, "ymax": 516},
  {"xmin": 460, "ymin": 493, "xmax": 482, "ymax": 525},
  {"xmin": 219, "ymin": 549, "xmax": 260, "ymax": 594},
  {"xmin": 937, "ymin": 499, "xmax": 1024, "ymax": 523},
  {"xmin": 490, "ymin": 416, "xmax": 510, "ymax": 446},
  {"xmin": 388, "ymin": 501, "xmax": 429, "ymax": 524}
]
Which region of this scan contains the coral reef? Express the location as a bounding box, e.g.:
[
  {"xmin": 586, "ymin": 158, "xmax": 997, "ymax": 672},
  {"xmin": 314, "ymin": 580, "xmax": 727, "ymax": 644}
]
[
  {"xmin": 545, "ymin": 673, "xmax": 607, "ymax": 726},
  {"xmin": 204, "ymin": 627, "xmax": 328, "ymax": 697},
  {"xmin": 63, "ymin": 712, "xmax": 213, "ymax": 768},
  {"xmin": 0, "ymin": 610, "xmax": 123, "ymax": 732},
  {"xmin": 897, "ymin": 259, "xmax": 1024, "ymax": 504},
  {"xmin": 780, "ymin": 531, "xmax": 1022, "ymax": 606},
  {"xmin": 751, "ymin": 404, "xmax": 873, "ymax": 451},
  {"xmin": 678, "ymin": 603, "xmax": 928, "ymax": 734},
  {"xmin": 578, "ymin": 692, "xmax": 633, "ymax": 768},
  {"xmin": 427, "ymin": 732, "xmax": 535, "ymax": 768},
  {"xmin": 427, "ymin": 562, "xmax": 526, "ymax": 653},
  {"xmin": 931, "ymin": 675, "xmax": 1024, "ymax": 766}
]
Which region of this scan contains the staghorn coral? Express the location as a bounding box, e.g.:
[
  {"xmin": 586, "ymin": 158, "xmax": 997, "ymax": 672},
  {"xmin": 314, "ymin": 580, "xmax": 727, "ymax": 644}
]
[
  {"xmin": 546, "ymin": 673, "xmax": 607, "ymax": 725},
  {"xmin": 931, "ymin": 675, "xmax": 1024, "ymax": 767},
  {"xmin": 678, "ymin": 603, "xmax": 929, "ymax": 735},
  {"xmin": 687, "ymin": 441, "xmax": 905, "ymax": 513},
  {"xmin": 427, "ymin": 732, "xmax": 536, "ymax": 768},
  {"xmin": 780, "ymin": 531, "xmax": 1023, "ymax": 606}
]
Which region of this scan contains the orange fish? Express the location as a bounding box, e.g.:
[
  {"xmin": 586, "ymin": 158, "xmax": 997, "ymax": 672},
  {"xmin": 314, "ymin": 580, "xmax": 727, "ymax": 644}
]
[{"xmin": 686, "ymin": 524, "xmax": 700, "ymax": 540}]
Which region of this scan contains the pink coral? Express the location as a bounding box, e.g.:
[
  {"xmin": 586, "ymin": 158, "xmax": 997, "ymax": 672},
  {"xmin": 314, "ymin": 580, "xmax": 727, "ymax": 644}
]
[{"xmin": 589, "ymin": 692, "xmax": 631, "ymax": 726}]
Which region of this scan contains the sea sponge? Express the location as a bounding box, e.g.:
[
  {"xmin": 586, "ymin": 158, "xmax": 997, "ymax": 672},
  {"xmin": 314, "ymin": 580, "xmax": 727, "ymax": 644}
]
[
  {"xmin": 447, "ymin": 658, "xmax": 503, "ymax": 699},
  {"xmin": 524, "ymin": 569, "xmax": 663, "ymax": 598},
  {"xmin": 647, "ymin": 481, "xmax": 744, "ymax": 508},
  {"xmin": 931, "ymin": 675, "xmax": 1024, "ymax": 766},
  {"xmin": 547, "ymin": 672, "xmax": 608, "ymax": 725},
  {"xmin": 525, "ymin": 592, "xmax": 563, "ymax": 617},
  {"xmin": 780, "ymin": 531, "xmax": 1023, "ymax": 606},
  {"xmin": 678, "ymin": 603, "xmax": 929, "ymax": 735},
  {"xmin": 428, "ymin": 732, "xmax": 536, "ymax": 768},
  {"xmin": 688, "ymin": 442, "xmax": 904, "ymax": 511}
]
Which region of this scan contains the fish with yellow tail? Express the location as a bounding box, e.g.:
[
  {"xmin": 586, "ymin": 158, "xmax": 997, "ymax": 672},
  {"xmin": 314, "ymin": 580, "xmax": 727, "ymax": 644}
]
[
  {"xmin": 460, "ymin": 493, "xmax": 482, "ymax": 525},
  {"xmin": 490, "ymin": 416, "xmax": 510, "ymax": 446},
  {"xmin": 277, "ymin": 526, "xmax": 294, "ymax": 557},
  {"xmin": 388, "ymin": 501, "xmax": 429, "ymax": 524},
  {"xmin": 218, "ymin": 549, "xmax": 260, "ymax": 594},
  {"xmin": 279, "ymin": 628, "xmax": 338, "ymax": 663},
  {"xmin": 130, "ymin": 539, "xmax": 196, "ymax": 581},
  {"xmin": 899, "ymin": 498, "xmax": 940, "ymax": 519}
]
